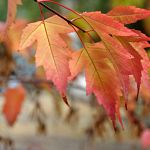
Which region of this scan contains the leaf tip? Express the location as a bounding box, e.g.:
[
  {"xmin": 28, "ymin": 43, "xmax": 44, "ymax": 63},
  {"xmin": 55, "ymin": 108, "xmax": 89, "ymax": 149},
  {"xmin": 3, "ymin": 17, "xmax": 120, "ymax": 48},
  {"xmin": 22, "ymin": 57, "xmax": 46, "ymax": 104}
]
[
  {"xmin": 61, "ymin": 94, "xmax": 71, "ymax": 108},
  {"xmin": 125, "ymin": 101, "xmax": 128, "ymax": 110}
]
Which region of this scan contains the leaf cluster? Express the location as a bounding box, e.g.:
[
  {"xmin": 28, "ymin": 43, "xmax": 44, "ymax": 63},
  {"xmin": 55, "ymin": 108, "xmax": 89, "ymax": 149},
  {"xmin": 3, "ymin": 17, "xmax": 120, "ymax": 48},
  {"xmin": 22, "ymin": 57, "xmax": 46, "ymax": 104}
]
[{"xmin": 1, "ymin": 0, "xmax": 150, "ymax": 128}]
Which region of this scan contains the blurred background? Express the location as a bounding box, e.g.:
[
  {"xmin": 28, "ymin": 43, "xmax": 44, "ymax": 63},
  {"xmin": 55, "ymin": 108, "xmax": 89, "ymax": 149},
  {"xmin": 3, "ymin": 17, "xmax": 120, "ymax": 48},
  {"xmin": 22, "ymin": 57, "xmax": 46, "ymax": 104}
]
[{"xmin": 0, "ymin": 0, "xmax": 150, "ymax": 150}]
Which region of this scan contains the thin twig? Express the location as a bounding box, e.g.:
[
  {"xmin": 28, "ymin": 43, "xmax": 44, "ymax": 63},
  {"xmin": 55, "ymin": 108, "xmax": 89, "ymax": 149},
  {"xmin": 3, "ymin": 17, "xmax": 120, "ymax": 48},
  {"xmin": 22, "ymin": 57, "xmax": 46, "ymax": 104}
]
[
  {"xmin": 37, "ymin": 2, "xmax": 86, "ymax": 33},
  {"xmin": 36, "ymin": 1, "xmax": 99, "ymax": 43},
  {"xmin": 42, "ymin": 0, "xmax": 99, "ymax": 39}
]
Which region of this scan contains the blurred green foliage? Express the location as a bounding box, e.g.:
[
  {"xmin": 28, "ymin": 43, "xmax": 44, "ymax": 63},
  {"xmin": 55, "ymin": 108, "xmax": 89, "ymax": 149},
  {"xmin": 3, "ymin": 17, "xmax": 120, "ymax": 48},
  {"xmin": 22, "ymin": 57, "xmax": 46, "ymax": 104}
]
[
  {"xmin": 0, "ymin": 0, "xmax": 148, "ymax": 22},
  {"xmin": 0, "ymin": 0, "xmax": 7, "ymax": 21},
  {"xmin": 74, "ymin": 0, "xmax": 146, "ymax": 12},
  {"xmin": 0, "ymin": 0, "xmax": 149, "ymax": 35},
  {"xmin": 74, "ymin": 0, "xmax": 110, "ymax": 13},
  {"xmin": 0, "ymin": 0, "xmax": 61, "ymax": 22},
  {"xmin": 111, "ymin": 0, "xmax": 145, "ymax": 7}
]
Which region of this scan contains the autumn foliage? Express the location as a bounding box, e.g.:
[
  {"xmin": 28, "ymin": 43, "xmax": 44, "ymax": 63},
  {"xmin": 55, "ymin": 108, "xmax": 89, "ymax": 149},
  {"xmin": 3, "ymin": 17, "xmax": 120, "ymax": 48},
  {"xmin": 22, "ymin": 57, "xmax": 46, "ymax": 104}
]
[
  {"xmin": 3, "ymin": 85, "xmax": 26, "ymax": 126},
  {"xmin": 0, "ymin": 0, "xmax": 150, "ymax": 129}
]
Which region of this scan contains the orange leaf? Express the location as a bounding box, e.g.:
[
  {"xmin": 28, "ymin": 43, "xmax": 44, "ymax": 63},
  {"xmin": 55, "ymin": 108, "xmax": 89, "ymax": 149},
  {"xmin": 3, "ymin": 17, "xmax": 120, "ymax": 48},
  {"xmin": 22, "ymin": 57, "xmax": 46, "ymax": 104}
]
[
  {"xmin": 78, "ymin": 12, "xmax": 147, "ymax": 99},
  {"xmin": 107, "ymin": 6, "xmax": 150, "ymax": 24},
  {"xmin": 3, "ymin": 85, "xmax": 26, "ymax": 126},
  {"xmin": 0, "ymin": 0, "xmax": 22, "ymax": 42},
  {"xmin": 82, "ymin": 11, "xmax": 137, "ymax": 36},
  {"xmin": 116, "ymin": 36, "xmax": 143, "ymax": 96},
  {"xmin": 69, "ymin": 43, "xmax": 122, "ymax": 126},
  {"xmin": 0, "ymin": 19, "xmax": 27, "ymax": 51},
  {"xmin": 69, "ymin": 11, "xmax": 149, "ymax": 126},
  {"xmin": 96, "ymin": 33, "xmax": 133, "ymax": 100},
  {"xmin": 20, "ymin": 15, "xmax": 73, "ymax": 94},
  {"xmin": 131, "ymin": 42, "xmax": 150, "ymax": 89},
  {"xmin": 6, "ymin": 0, "xmax": 22, "ymax": 27}
]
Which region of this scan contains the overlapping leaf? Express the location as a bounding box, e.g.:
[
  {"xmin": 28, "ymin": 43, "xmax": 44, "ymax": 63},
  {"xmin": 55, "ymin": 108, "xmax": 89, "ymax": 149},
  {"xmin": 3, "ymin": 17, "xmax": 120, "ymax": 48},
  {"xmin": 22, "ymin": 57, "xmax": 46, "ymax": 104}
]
[
  {"xmin": 77, "ymin": 12, "xmax": 138, "ymax": 99},
  {"xmin": 0, "ymin": 0, "xmax": 22, "ymax": 42},
  {"xmin": 69, "ymin": 43, "xmax": 122, "ymax": 126},
  {"xmin": 81, "ymin": 11, "xmax": 150, "ymax": 96},
  {"xmin": 116, "ymin": 36, "xmax": 143, "ymax": 95},
  {"xmin": 18, "ymin": 2, "xmax": 150, "ymax": 127},
  {"xmin": 131, "ymin": 42, "xmax": 150, "ymax": 89},
  {"xmin": 6, "ymin": 0, "xmax": 22, "ymax": 27},
  {"xmin": 69, "ymin": 10, "xmax": 150, "ymax": 125},
  {"xmin": 0, "ymin": 20, "xmax": 27, "ymax": 51},
  {"xmin": 107, "ymin": 6, "xmax": 150, "ymax": 24},
  {"xmin": 20, "ymin": 15, "xmax": 73, "ymax": 94},
  {"xmin": 82, "ymin": 11, "xmax": 137, "ymax": 36}
]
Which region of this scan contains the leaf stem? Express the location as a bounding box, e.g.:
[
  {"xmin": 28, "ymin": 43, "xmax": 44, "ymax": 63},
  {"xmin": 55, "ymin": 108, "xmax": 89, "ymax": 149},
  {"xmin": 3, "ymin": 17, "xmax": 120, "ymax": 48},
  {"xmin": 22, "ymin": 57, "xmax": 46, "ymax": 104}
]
[
  {"xmin": 36, "ymin": 1, "xmax": 98, "ymax": 43},
  {"xmin": 46, "ymin": 0, "xmax": 99, "ymax": 38},
  {"xmin": 39, "ymin": 1, "xmax": 100, "ymax": 42}
]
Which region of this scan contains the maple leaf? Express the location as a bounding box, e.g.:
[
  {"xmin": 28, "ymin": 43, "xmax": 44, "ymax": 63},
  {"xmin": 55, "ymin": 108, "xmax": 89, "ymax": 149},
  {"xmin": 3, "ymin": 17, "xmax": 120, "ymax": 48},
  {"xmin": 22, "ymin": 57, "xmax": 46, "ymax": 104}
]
[
  {"xmin": 0, "ymin": 0, "xmax": 22, "ymax": 47},
  {"xmin": 120, "ymin": 29, "xmax": 150, "ymax": 42},
  {"xmin": 19, "ymin": 1, "xmax": 150, "ymax": 127},
  {"xmin": 69, "ymin": 43, "xmax": 123, "ymax": 126},
  {"xmin": 0, "ymin": 19, "xmax": 27, "ymax": 51},
  {"xmin": 75, "ymin": 12, "xmax": 149, "ymax": 98},
  {"xmin": 20, "ymin": 15, "xmax": 73, "ymax": 94},
  {"xmin": 3, "ymin": 85, "xmax": 26, "ymax": 126},
  {"xmin": 117, "ymin": 31, "xmax": 150, "ymax": 91},
  {"xmin": 107, "ymin": 6, "xmax": 150, "ymax": 24},
  {"xmin": 6, "ymin": 0, "xmax": 22, "ymax": 27},
  {"xmin": 68, "ymin": 10, "xmax": 150, "ymax": 125},
  {"xmin": 131, "ymin": 42, "xmax": 150, "ymax": 89},
  {"xmin": 116, "ymin": 36, "xmax": 143, "ymax": 96},
  {"xmin": 80, "ymin": 30, "xmax": 134, "ymax": 101},
  {"xmin": 81, "ymin": 11, "xmax": 137, "ymax": 36}
]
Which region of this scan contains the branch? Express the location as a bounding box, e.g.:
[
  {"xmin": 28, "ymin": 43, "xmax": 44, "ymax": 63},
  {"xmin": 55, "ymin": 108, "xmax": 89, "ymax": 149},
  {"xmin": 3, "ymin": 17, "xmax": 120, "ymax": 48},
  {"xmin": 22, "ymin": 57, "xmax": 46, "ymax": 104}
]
[
  {"xmin": 36, "ymin": 1, "xmax": 100, "ymax": 43},
  {"xmin": 36, "ymin": 1, "xmax": 86, "ymax": 33}
]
